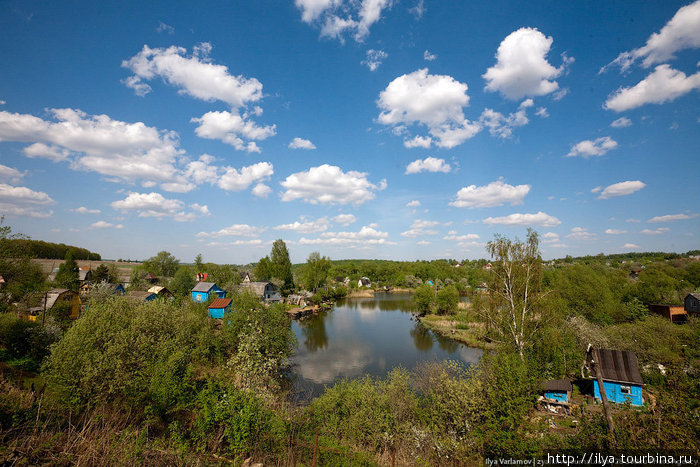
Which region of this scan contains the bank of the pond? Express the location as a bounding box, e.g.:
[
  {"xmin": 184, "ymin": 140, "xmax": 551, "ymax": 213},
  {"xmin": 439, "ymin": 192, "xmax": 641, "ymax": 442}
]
[{"xmin": 418, "ymin": 309, "xmax": 497, "ymax": 351}]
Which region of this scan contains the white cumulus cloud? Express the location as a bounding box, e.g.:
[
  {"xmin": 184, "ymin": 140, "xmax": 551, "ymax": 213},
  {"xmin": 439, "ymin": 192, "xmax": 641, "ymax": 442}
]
[
  {"xmin": 274, "ymin": 217, "xmax": 332, "ymax": 233},
  {"xmin": 191, "ymin": 110, "xmax": 275, "ymax": 153},
  {"xmin": 0, "ymin": 183, "xmax": 54, "ymax": 218},
  {"xmin": 296, "ymin": 0, "xmax": 394, "ymax": 42},
  {"xmin": 611, "ymin": 117, "xmax": 632, "ymax": 128},
  {"xmin": 483, "ymin": 27, "xmax": 572, "ymax": 100},
  {"xmin": 566, "ymin": 227, "xmax": 597, "ymax": 240},
  {"xmin": 299, "ymin": 224, "xmax": 395, "ymax": 246},
  {"xmin": 289, "ymin": 137, "xmax": 317, "ymax": 150},
  {"xmin": 90, "ymin": 221, "xmax": 124, "ymax": 229},
  {"xmin": 280, "ymin": 164, "xmax": 384, "ymax": 206},
  {"xmin": 648, "ymin": 213, "xmax": 695, "ymax": 222},
  {"xmin": 605, "ymin": 229, "xmax": 627, "ymax": 235},
  {"xmin": 197, "ymin": 224, "xmax": 267, "ymax": 238},
  {"xmin": 602, "ymin": 1, "xmax": 700, "ymax": 72},
  {"xmin": 406, "ymin": 200, "xmax": 421, "ymax": 207},
  {"xmin": 567, "ymin": 136, "xmax": 618, "ymax": 158},
  {"xmin": 217, "ymin": 162, "xmax": 274, "ymax": 192},
  {"xmin": 598, "ymin": 180, "xmax": 646, "ymax": 199},
  {"xmin": 641, "ymin": 227, "xmax": 670, "ymax": 235},
  {"xmin": 405, "ymin": 157, "xmax": 451, "ymax": 174},
  {"xmin": 0, "ymin": 164, "xmax": 25, "ymax": 184},
  {"xmin": 604, "ymin": 65, "xmax": 700, "ymax": 112},
  {"xmin": 450, "ymin": 180, "xmax": 530, "ymax": 208},
  {"xmin": 483, "ymin": 211, "xmax": 561, "ymax": 227},
  {"xmin": 72, "ymin": 206, "xmax": 101, "ymax": 215},
  {"xmin": 332, "ymin": 214, "xmax": 357, "ymax": 225},
  {"xmin": 377, "ymin": 69, "xmax": 481, "ymax": 148},
  {"xmin": 423, "ymin": 50, "xmax": 436, "ymax": 61},
  {"xmin": 111, "ymin": 192, "xmax": 208, "ymax": 222}
]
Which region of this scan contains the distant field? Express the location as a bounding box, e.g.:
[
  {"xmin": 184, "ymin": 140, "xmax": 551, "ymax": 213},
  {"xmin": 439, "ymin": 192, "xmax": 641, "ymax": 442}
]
[{"xmin": 32, "ymin": 258, "xmax": 141, "ymax": 282}]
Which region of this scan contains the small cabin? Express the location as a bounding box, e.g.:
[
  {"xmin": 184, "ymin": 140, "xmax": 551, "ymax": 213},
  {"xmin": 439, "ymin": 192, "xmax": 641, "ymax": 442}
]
[
  {"xmin": 685, "ymin": 293, "xmax": 700, "ymax": 316},
  {"xmin": 240, "ymin": 281, "xmax": 276, "ymax": 301},
  {"xmin": 208, "ymin": 298, "xmax": 232, "ymax": 319},
  {"xmin": 128, "ymin": 291, "xmax": 157, "ymax": 302},
  {"xmin": 196, "ymin": 272, "xmax": 208, "ymax": 282},
  {"xmin": 358, "ymin": 277, "xmax": 371, "ymax": 288},
  {"xmin": 542, "ymin": 379, "xmax": 572, "ymax": 404},
  {"xmin": 78, "ymin": 267, "xmax": 92, "ymax": 282},
  {"xmin": 148, "ymin": 285, "xmax": 173, "ymax": 299},
  {"xmin": 239, "ymin": 272, "xmax": 251, "ymax": 283},
  {"xmin": 649, "ymin": 304, "xmax": 688, "ymax": 323},
  {"xmin": 629, "ymin": 267, "xmax": 642, "ymax": 279},
  {"xmin": 586, "ymin": 348, "xmax": 643, "ymax": 406},
  {"xmin": 191, "ymin": 282, "xmax": 226, "ymax": 302},
  {"xmin": 44, "ymin": 289, "xmax": 82, "ymax": 319}
]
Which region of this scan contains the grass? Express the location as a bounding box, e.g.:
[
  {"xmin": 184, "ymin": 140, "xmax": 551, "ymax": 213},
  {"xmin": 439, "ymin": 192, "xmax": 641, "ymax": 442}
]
[{"xmin": 419, "ymin": 310, "xmax": 497, "ymax": 350}]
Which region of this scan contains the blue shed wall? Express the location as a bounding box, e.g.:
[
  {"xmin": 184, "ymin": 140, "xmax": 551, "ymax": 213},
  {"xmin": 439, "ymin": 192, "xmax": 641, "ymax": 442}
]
[
  {"xmin": 208, "ymin": 307, "xmax": 228, "ymax": 319},
  {"xmin": 192, "ymin": 291, "xmax": 209, "ymax": 302},
  {"xmin": 593, "ymin": 380, "xmax": 643, "ymax": 406},
  {"xmin": 544, "ymin": 391, "xmax": 568, "ymax": 403}
]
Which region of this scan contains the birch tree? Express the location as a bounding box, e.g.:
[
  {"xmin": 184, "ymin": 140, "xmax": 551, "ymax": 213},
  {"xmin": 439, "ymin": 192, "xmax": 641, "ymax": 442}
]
[{"xmin": 482, "ymin": 229, "xmax": 546, "ymax": 360}]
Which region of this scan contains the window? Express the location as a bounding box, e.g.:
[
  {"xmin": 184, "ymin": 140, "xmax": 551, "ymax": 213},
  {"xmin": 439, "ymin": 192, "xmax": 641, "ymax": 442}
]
[{"xmin": 620, "ymin": 385, "xmax": 631, "ymax": 394}]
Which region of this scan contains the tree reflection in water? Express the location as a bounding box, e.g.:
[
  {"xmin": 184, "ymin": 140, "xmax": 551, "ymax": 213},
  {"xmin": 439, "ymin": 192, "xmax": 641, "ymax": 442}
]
[
  {"xmin": 410, "ymin": 322, "xmax": 434, "ymax": 351},
  {"xmin": 297, "ymin": 313, "xmax": 328, "ymax": 352}
]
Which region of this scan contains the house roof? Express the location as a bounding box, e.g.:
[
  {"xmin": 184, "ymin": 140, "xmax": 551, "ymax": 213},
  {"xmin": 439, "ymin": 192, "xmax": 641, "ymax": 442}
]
[
  {"xmin": 687, "ymin": 293, "xmax": 700, "ymax": 300},
  {"xmin": 240, "ymin": 281, "xmax": 272, "ymax": 297},
  {"xmin": 542, "ymin": 378, "xmax": 572, "ymax": 392},
  {"xmin": 78, "ymin": 268, "xmax": 91, "ymax": 281},
  {"xmin": 192, "ymin": 281, "xmax": 217, "ymax": 292},
  {"xmin": 128, "ymin": 291, "xmax": 156, "ymax": 301},
  {"xmin": 45, "ymin": 288, "xmax": 75, "ymax": 309},
  {"xmin": 591, "ymin": 348, "xmax": 643, "ymax": 385},
  {"xmin": 209, "ymin": 298, "xmax": 232, "ymax": 309},
  {"xmin": 148, "ymin": 285, "xmax": 171, "ymax": 295}
]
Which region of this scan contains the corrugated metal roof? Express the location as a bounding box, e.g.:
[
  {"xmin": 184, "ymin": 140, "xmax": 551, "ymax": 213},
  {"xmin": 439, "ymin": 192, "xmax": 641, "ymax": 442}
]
[
  {"xmin": 542, "ymin": 378, "xmax": 572, "ymax": 392},
  {"xmin": 192, "ymin": 281, "xmax": 216, "ymax": 292},
  {"xmin": 594, "ymin": 349, "xmax": 643, "ymax": 385},
  {"xmin": 208, "ymin": 298, "xmax": 232, "ymax": 309}
]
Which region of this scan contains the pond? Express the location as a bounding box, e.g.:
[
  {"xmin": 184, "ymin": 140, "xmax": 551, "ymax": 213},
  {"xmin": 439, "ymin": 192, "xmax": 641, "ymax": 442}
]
[{"xmin": 289, "ymin": 293, "xmax": 483, "ymax": 399}]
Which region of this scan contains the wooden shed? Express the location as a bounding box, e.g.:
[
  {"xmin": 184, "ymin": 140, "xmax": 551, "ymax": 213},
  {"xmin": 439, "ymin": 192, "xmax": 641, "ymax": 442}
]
[
  {"xmin": 148, "ymin": 285, "xmax": 173, "ymax": 298},
  {"xmin": 649, "ymin": 304, "xmax": 688, "ymax": 323},
  {"xmin": 208, "ymin": 298, "xmax": 232, "ymax": 319},
  {"xmin": 191, "ymin": 282, "xmax": 226, "ymax": 302},
  {"xmin": 586, "ymin": 348, "xmax": 643, "ymax": 406},
  {"xmin": 240, "ymin": 281, "xmax": 277, "ymax": 301},
  {"xmin": 685, "ymin": 293, "xmax": 700, "ymax": 316},
  {"xmin": 44, "ymin": 289, "xmax": 82, "ymax": 319}
]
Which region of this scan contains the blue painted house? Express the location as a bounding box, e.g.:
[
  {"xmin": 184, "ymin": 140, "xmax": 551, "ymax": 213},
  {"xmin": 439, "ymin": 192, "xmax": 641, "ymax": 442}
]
[
  {"xmin": 191, "ymin": 282, "xmax": 226, "ymax": 302},
  {"xmin": 587, "ymin": 348, "xmax": 644, "ymax": 406},
  {"xmin": 542, "ymin": 379, "xmax": 572, "ymax": 404},
  {"xmin": 208, "ymin": 298, "xmax": 232, "ymax": 319}
]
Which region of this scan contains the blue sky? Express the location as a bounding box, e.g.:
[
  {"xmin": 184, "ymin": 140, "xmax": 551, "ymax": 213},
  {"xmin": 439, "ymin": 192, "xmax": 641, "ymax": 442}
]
[{"xmin": 0, "ymin": 0, "xmax": 698, "ymax": 263}]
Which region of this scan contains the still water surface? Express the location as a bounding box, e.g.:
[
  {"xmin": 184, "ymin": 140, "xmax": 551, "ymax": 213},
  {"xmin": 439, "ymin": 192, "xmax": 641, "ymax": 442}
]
[{"xmin": 289, "ymin": 293, "xmax": 482, "ymax": 398}]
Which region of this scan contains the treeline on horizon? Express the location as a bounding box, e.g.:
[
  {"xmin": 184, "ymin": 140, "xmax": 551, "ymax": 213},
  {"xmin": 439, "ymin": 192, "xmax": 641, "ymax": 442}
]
[{"xmin": 3, "ymin": 238, "xmax": 101, "ymax": 261}]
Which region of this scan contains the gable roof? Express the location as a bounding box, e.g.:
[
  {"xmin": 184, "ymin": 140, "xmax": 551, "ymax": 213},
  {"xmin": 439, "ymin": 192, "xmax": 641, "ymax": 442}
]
[
  {"xmin": 127, "ymin": 291, "xmax": 156, "ymax": 302},
  {"xmin": 687, "ymin": 293, "xmax": 700, "ymax": 300},
  {"xmin": 240, "ymin": 281, "xmax": 272, "ymax": 297},
  {"xmin": 590, "ymin": 348, "xmax": 643, "ymax": 385},
  {"xmin": 45, "ymin": 288, "xmax": 76, "ymax": 309},
  {"xmin": 192, "ymin": 281, "xmax": 217, "ymax": 292},
  {"xmin": 209, "ymin": 298, "xmax": 232, "ymax": 309},
  {"xmin": 542, "ymin": 378, "xmax": 572, "ymax": 393}
]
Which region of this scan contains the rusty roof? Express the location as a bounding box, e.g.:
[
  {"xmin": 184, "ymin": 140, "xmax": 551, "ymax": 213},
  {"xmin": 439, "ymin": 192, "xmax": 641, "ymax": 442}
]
[
  {"xmin": 592, "ymin": 348, "xmax": 643, "ymax": 385},
  {"xmin": 208, "ymin": 298, "xmax": 232, "ymax": 309}
]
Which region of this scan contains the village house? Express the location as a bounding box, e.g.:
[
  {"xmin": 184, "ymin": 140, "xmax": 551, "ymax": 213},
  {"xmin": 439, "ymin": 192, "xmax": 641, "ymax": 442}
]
[
  {"xmin": 649, "ymin": 303, "xmax": 688, "ymax": 323},
  {"xmin": 358, "ymin": 277, "xmax": 371, "ymax": 288},
  {"xmin": 240, "ymin": 281, "xmax": 278, "ymax": 301},
  {"xmin": 148, "ymin": 285, "xmax": 173, "ymax": 299},
  {"xmin": 191, "ymin": 282, "xmax": 226, "ymax": 302},
  {"xmin": 78, "ymin": 267, "xmax": 92, "ymax": 282},
  {"xmin": 127, "ymin": 290, "xmax": 157, "ymax": 303},
  {"xmin": 208, "ymin": 298, "xmax": 232, "ymax": 319},
  {"xmin": 540, "ymin": 378, "xmax": 572, "ymax": 414},
  {"xmin": 28, "ymin": 288, "xmax": 82, "ymax": 321},
  {"xmin": 195, "ymin": 272, "xmax": 208, "ymax": 282},
  {"xmin": 684, "ymin": 293, "xmax": 700, "ymax": 316},
  {"xmin": 585, "ymin": 347, "xmax": 644, "ymax": 406},
  {"xmin": 239, "ymin": 272, "xmax": 251, "ymax": 283},
  {"xmin": 629, "ymin": 267, "xmax": 642, "ymax": 279}
]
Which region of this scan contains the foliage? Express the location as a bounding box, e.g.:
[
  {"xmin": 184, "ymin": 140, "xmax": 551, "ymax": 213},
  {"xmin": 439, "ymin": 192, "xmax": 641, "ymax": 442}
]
[
  {"xmin": 300, "ymin": 251, "xmax": 331, "ymax": 292},
  {"xmin": 412, "ymin": 284, "xmax": 434, "ymax": 314},
  {"xmin": 1, "ymin": 238, "xmax": 100, "ymax": 260},
  {"xmin": 53, "ymin": 250, "xmax": 79, "ymax": 290},
  {"xmin": 253, "ymin": 256, "xmax": 273, "ymax": 281},
  {"xmin": 91, "ymin": 263, "xmax": 117, "ymax": 283},
  {"xmin": 143, "ymin": 250, "xmax": 179, "ymax": 278},
  {"xmin": 270, "ymin": 239, "xmax": 294, "ymax": 294},
  {"xmin": 0, "ymin": 313, "xmax": 61, "ymax": 370},
  {"xmin": 43, "ymin": 298, "xmax": 214, "ymax": 412},
  {"xmin": 436, "ymin": 285, "xmax": 459, "ymax": 315},
  {"xmin": 169, "ymin": 265, "xmax": 195, "ymax": 297},
  {"xmin": 480, "ymin": 230, "xmax": 547, "ymax": 358}
]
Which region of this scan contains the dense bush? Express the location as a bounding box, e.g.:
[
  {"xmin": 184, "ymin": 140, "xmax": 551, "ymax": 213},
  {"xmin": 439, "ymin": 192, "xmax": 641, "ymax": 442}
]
[{"xmin": 43, "ymin": 298, "xmax": 214, "ymax": 411}]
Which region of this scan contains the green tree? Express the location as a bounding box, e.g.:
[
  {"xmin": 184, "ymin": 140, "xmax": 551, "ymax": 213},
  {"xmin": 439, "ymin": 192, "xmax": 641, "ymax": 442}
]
[
  {"xmin": 169, "ymin": 266, "xmax": 195, "ymax": 297},
  {"xmin": 270, "ymin": 240, "xmax": 294, "ymax": 293},
  {"xmin": 194, "ymin": 253, "xmax": 203, "ymax": 271},
  {"xmin": 254, "ymin": 256, "xmax": 273, "ymax": 281},
  {"xmin": 412, "ymin": 284, "xmax": 434, "ymax": 314},
  {"xmin": 92, "ymin": 263, "xmax": 111, "ymax": 283},
  {"xmin": 301, "ymin": 251, "xmax": 331, "ymax": 292},
  {"xmin": 481, "ymin": 229, "xmax": 546, "ymax": 359},
  {"xmin": 436, "ymin": 285, "xmax": 459, "ymax": 315},
  {"xmin": 143, "ymin": 250, "xmax": 180, "ymax": 277},
  {"xmin": 54, "ymin": 250, "xmax": 79, "ymax": 290}
]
